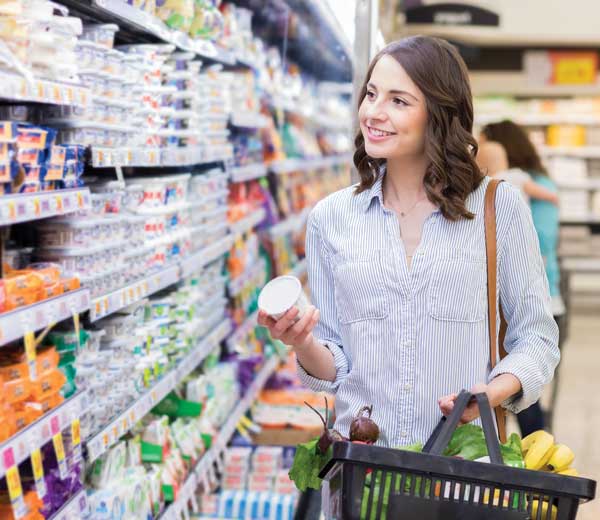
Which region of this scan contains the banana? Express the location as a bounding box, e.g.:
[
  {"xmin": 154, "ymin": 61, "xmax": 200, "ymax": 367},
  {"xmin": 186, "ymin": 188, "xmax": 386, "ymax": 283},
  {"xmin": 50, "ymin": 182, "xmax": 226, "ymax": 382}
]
[
  {"xmin": 557, "ymin": 468, "xmax": 579, "ymax": 477},
  {"xmin": 547, "ymin": 444, "xmax": 575, "ymax": 472},
  {"xmin": 521, "ymin": 430, "xmax": 549, "ymax": 456},
  {"xmin": 524, "ymin": 431, "xmax": 555, "ymax": 470},
  {"xmin": 531, "ymin": 499, "xmax": 557, "ymax": 520}
]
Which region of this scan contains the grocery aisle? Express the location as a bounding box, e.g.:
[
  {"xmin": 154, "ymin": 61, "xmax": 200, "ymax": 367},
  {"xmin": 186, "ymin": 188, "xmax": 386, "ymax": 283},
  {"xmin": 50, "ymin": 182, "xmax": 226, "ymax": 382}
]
[{"xmin": 551, "ymin": 308, "xmax": 600, "ymax": 520}]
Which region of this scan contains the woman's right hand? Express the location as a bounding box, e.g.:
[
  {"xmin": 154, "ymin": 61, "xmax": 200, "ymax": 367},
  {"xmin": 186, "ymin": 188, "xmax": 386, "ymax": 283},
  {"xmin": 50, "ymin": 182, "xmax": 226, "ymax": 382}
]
[{"xmin": 257, "ymin": 306, "xmax": 320, "ymax": 351}]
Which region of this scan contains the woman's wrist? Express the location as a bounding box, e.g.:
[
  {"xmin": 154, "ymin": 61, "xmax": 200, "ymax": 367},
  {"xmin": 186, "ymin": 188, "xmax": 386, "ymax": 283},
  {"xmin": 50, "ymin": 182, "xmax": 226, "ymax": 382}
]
[
  {"xmin": 294, "ymin": 333, "xmax": 319, "ymax": 354},
  {"xmin": 487, "ymin": 373, "xmax": 522, "ymax": 407}
]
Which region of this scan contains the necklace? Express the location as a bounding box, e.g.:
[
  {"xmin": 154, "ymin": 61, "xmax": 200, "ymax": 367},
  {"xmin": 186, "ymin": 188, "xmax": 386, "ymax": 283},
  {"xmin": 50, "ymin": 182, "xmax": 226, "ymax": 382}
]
[{"xmin": 398, "ymin": 195, "xmax": 427, "ymax": 218}]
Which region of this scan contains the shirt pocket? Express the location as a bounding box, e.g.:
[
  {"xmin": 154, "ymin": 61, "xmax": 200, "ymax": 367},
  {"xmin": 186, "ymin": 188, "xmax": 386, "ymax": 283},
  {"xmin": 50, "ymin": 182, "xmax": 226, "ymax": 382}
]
[
  {"xmin": 332, "ymin": 250, "xmax": 389, "ymax": 324},
  {"xmin": 427, "ymin": 254, "xmax": 487, "ymax": 323}
]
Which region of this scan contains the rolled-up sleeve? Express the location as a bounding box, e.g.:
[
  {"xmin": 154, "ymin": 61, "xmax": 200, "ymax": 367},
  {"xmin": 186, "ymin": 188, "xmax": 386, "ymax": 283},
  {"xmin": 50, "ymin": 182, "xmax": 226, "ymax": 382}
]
[
  {"xmin": 488, "ymin": 184, "xmax": 560, "ymax": 413},
  {"xmin": 296, "ymin": 208, "xmax": 350, "ymax": 393}
]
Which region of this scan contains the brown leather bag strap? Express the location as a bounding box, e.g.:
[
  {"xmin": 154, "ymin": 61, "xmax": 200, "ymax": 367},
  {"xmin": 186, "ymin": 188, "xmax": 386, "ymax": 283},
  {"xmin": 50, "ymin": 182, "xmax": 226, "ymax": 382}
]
[{"xmin": 484, "ymin": 178, "xmax": 508, "ymax": 443}]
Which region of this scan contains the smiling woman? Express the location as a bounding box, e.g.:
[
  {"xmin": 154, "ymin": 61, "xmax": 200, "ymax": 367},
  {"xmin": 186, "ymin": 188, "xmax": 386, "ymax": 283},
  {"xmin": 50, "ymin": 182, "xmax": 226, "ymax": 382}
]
[{"xmin": 355, "ymin": 37, "xmax": 483, "ymax": 221}]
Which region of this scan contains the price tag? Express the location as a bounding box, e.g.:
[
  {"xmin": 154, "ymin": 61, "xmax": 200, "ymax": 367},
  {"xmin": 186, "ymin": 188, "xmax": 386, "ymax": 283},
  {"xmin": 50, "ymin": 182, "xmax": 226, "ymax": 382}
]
[
  {"xmin": 72, "ymin": 311, "xmax": 80, "ymax": 350},
  {"xmin": 102, "ymin": 432, "xmax": 109, "ymax": 448},
  {"xmin": 52, "ymin": 85, "xmax": 61, "ymax": 103},
  {"xmin": 65, "ymin": 87, "xmax": 74, "ymax": 103},
  {"xmin": 129, "ymin": 410, "xmax": 136, "ymax": 425},
  {"xmin": 52, "ymin": 433, "xmax": 68, "ymax": 479},
  {"xmin": 71, "ymin": 419, "xmax": 82, "ymax": 462},
  {"xmin": 36, "ymin": 81, "xmax": 44, "ymax": 99},
  {"xmin": 33, "ymin": 197, "xmax": 40, "ymax": 216},
  {"xmin": 24, "ymin": 331, "xmax": 36, "ymax": 381},
  {"xmin": 55, "ymin": 194, "xmax": 63, "ymax": 213},
  {"xmin": 7, "ymin": 200, "xmax": 16, "ymax": 221},
  {"xmin": 77, "ymin": 191, "xmax": 84, "ymax": 208},
  {"xmin": 6, "ymin": 466, "xmax": 26, "ymax": 518},
  {"xmin": 31, "ymin": 448, "xmax": 47, "ymax": 498}
]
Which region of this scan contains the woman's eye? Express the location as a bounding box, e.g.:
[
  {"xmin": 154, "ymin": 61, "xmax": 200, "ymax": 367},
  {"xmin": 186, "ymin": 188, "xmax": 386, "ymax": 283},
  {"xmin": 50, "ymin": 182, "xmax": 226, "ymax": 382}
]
[
  {"xmin": 393, "ymin": 98, "xmax": 408, "ymax": 106},
  {"xmin": 366, "ymin": 90, "xmax": 375, "ymax": 100}
]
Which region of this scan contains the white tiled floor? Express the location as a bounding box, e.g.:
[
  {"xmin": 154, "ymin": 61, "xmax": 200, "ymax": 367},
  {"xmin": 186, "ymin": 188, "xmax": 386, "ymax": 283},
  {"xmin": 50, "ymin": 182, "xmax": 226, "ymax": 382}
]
[
  {"xmin": 546, "ymin": 308, "xmax": 600, "ymax": 519},
  {"xmin": 504, "ymin": 307, "xmax": 600, "ymax": 519}
]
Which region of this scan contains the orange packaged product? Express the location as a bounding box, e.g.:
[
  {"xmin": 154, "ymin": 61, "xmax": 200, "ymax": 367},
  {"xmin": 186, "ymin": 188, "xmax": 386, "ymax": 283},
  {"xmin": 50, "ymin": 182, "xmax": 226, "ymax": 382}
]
[
  {"xmin": 0, "ymin": 402, "xmax": 16, "ymax": 442},
  {"xmin": 13, "ymin": 407, "xmax": 33, "ymax": 431},
  {"xmin": 13, "ymin": 401, "xmax": 43, "ymax": 424},
  {"xmin": 3, "ymin": 377, "xmax": 31, "ymax": 404},
  {"xmin": 27, "ymin": 263, "xmax": 61, "ymax": 287},
  {"xmin": 4, "ymin": 270, "xmax": 43, "ymax": 310},
  {"xmin": 29, "ymin": 369, "xmax": 65, "ymax": 401},
  {"xmin": 36, "ymin": 346, "xmax": 59, "ymax": 374},
  {"xmin": 61, "ymin": 276, "xmax": 80, "ymax": 292},
  {"xmin": 38, "ymin": 281, "xmax": 64, "ymax": 299},
  {"xmin": 0, "ymin": 360, "xmax": 28, "ymax": 381}
]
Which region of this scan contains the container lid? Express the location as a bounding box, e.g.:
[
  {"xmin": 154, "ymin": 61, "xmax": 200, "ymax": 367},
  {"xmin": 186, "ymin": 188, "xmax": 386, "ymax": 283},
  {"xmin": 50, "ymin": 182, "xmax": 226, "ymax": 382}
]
[{"xmin": 258, "ymin": 275, "xmax": 302, "ymax": 317}]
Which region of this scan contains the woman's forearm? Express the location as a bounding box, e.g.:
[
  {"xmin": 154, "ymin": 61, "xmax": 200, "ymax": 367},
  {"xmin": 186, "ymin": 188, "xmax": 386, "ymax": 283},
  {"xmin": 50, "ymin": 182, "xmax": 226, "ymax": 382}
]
[
  {"xmin": 488, "ymin": 373, "xmax": 522, "ymax": 407},
  {"xmin": 295, "ymin": 335, "xmax": 338, "ymax": 382}
]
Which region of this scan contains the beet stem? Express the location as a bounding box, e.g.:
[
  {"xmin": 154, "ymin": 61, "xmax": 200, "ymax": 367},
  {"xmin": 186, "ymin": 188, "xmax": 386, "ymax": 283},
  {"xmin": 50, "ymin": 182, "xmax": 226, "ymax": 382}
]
[{"xmin": 304, "ymin": 401, "xmax": 327, "ymax": 430}]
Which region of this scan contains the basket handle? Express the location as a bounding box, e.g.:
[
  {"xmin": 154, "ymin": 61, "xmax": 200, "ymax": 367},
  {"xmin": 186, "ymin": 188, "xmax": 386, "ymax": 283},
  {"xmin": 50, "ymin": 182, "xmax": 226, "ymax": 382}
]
[{"xmin": 422, "ymin": 390, "xmax": 504, "ymax": 465}]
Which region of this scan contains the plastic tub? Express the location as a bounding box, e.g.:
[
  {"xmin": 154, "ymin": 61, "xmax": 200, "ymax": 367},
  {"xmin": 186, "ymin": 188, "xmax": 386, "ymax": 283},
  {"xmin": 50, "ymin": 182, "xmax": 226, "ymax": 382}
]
[{"xmin": 81, "ymin": 24, "xmax": 119, "ymax": 49}]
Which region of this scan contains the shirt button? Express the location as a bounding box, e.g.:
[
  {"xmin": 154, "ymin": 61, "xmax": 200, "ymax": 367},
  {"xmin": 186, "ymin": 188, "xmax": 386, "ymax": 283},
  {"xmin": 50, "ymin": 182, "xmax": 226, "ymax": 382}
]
[
  {"xmin": 404, "ymin": 383, "xmax": 412, "ymax": 391},
  {"xmin": 401, "ymin": 431, "xmax": 408, "ymax": 438}
]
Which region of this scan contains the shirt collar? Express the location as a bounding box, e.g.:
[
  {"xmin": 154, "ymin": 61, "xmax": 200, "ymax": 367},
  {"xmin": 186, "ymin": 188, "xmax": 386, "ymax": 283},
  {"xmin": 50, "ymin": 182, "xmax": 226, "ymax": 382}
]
[{"xmin": 362, "ymin": 168, "xmax": 385, "ymax": 213}]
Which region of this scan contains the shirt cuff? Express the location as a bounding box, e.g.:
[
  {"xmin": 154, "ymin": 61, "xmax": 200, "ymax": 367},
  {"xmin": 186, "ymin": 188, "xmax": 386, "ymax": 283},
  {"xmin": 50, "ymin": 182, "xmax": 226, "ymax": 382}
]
[
  {"xmin": 296, "ymin": 340, "xmax": 349, "ymax": 394},
  {"xmin": 488, "ymin": 352, "xmax": 544, "ymax": 414}
]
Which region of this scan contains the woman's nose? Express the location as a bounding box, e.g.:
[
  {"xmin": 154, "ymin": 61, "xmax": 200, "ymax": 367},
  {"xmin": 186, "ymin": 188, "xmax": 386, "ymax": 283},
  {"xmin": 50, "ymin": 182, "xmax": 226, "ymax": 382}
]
[{"xmin": 365, "ymin": 100, "xmax": 387, "ymax": 121}]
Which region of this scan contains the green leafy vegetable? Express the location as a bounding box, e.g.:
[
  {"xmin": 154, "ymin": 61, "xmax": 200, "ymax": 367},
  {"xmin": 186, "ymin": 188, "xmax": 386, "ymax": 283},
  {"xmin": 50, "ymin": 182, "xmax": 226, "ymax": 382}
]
[{"xmin": 288, "ymin": 437, "xmax": 332, "ymax": 492}]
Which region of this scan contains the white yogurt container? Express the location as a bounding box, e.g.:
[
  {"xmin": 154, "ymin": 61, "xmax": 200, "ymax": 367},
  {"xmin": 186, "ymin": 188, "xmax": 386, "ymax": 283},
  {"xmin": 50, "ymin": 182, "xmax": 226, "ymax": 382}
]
[{"xmin": 258, "ymin": 275, "xmax": 309, "ymax": 320}]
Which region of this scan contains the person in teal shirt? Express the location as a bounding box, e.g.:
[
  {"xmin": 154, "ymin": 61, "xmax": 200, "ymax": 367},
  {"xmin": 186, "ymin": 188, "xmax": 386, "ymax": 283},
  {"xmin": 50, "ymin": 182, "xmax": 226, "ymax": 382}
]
[{"xmin": 481, "ymin": 120, "xmax": 562, "ymax": 435}]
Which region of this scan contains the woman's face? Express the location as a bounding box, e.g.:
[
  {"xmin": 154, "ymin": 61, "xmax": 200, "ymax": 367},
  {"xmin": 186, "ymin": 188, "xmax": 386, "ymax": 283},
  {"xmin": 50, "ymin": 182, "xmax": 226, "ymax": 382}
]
[{"xmin": 359, "ymin": 54, "xmax": 428, "ymax": 161}]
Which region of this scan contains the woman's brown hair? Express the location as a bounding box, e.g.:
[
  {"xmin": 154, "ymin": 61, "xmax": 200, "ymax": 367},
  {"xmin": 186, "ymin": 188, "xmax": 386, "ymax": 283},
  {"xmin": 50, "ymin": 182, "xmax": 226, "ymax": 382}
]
[
  {"xmin": 354, "ymin": 36, "xmax": 484, "ymax": 221},
  {"xmin": 481, "ymin": 120, "xmax": 548, "ymax": 177}
]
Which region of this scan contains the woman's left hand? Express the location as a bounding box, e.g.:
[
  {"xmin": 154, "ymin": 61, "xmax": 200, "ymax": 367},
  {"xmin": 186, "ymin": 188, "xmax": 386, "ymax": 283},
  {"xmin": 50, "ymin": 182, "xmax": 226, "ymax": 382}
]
[{"xmin": 438, "ymin": 383, "xmax": 490, "ymax": 424}]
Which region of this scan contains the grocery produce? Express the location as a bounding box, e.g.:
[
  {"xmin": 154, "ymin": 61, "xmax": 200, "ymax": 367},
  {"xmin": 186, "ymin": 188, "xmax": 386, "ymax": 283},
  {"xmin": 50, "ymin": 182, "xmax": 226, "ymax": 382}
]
[
  {"xmin": 304, "ymin": 396, "xmax": 345, "ymax": 454},
  {"xmin": 522, "ymin": 430, "xmax": 579, "ymax": 476},
  {"xmin": 349, "ymin": 405, "xmax": 380, "ymax": 444}
]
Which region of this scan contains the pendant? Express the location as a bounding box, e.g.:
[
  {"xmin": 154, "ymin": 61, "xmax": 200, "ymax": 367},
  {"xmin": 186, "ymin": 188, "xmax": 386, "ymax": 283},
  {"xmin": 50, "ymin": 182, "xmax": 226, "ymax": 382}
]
[{"xmin": 400, "ymin": 212, "xmax": 405, "ymax": 217}]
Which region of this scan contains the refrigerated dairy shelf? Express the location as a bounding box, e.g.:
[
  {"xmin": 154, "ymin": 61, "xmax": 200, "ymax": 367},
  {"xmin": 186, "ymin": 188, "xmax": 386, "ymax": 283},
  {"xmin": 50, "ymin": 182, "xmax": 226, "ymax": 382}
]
[
  {"xmin": 269, "ymin": 154, "xmax": 351, "ymax": 175},
  {"xmin": 230, "ymin": 112, "xmax": 269, "ymax": 129},
  {"xmin": 0, "ymin": 71, "xmax": 91, "ymax": 106},
  {"xmin": 47, "ymin": 489, "xmax": 89, "ymax": 520},
  {"xmin": 85, "ymin": 318, "xmax": 231, "ymax": 463},
  {"xmin": 556, "ymin": 180, "xmax": 600, "ymax": 190},
  {"xmin": 89, "ymin": 264, "xmax": 180, "ymax": 322},
  {"xmin": 180, "ymin": 234, "xmax": 235, "ymax": 278},
  {"xmin": 539, "ymin": 146, "xmax": 600, "ymax": 159},
  {"xmin": 0, "ymin": 391, "xmax": 88, "ymax": 479},
  {"xmin": 159, "ymin": 355, "xmax": 280, "ymax": 520},
  {"xmin": 0, "ymin": 289, "xmax": 90, "ymax": 347},
  {"xmin": 0, "ymin": 188, "xmax": 90, "ymax": 225},
  {"xmin": 228, "ymin": 258, "xmax": 267, "ymax": 298},
  {"xmin": 475, "ymin": 113, "xmax": 600, "ymax": 126}
]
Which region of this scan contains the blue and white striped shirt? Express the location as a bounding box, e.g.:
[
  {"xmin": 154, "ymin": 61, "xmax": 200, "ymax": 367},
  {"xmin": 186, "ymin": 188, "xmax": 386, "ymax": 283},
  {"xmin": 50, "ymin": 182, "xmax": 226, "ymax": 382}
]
[{"xmin": 297, "ymin": 174, "xmax": 559, "ymax": 447}]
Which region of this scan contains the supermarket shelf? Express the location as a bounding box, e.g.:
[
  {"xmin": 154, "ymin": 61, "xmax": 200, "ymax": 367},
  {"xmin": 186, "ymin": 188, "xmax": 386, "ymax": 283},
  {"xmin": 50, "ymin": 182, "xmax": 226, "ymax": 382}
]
[
  {"xmin": 226, "ymin": 310, "xmax": 258, "ymax": 351},
  {"xmin": 0, "ymin": 289, "xmax": 90, "ymax": 347},
  {"xmin": 90, "ymin": 264, "xmax": 180, "ymax": 322},
  {"xmin": 65, "ymin": 0, "xmax": 233, "ymax": 64},
  {"xmin": 562, "ymin": 257, "xmax": 600, "ymax": 273},
  {"xmin": 560, "ymin": 215, "xmax": 600, "ymax": 225},
  {"xmin": 0, "ymin": 188, "xmax": 90, "ymax": 226},
  {"xmin": 48, "ymin": 489, "xmax": 90, "ymax": 520},
  {"xmin": 228, "ymin": 258, "xmax": 267, "ymax": 298},
  {"xmin": 0, "ymin": 391, "xmax": 88, "ymax": 479},
  {"xmin": 180, "ymin": 234, "xmax": 234, "ymax": 278},
  {"xmin": 230, "ymin": 207, "xmax": 266, "ymax": 237},
  {"xmin": 230, "ymin": 112, "xmax": 269, "ymax": 129},
  {"xmin": 0, "ymin": 71, "xmax": 91, "ymax": 107},
  {"xmin": 91, "ymin": 146, "xmax": 205, "ymax": 168},
  {"xmin": 475, "ymin": 113, "xmax": 600, "ymax": 127},
  {"xmin": 86, "ymin": 318, "xmax": 231, "ymax": 463},
  {"xmin": 230, "ymin": 163, "xmax": 268, "ymax": 183},
  {"xmin": 160, "ymin": 356, "xmax": 280, "ymax": 520},
  {"xmin": 269, "ymin": 207, "xmax": 312, "ymax": 236},
  {"xmin": 539, "ymin": 146, "xmax": 600, "ymax": 159},
  {"xmin": 269, "ymin": 154, "xmax": 352, "ymax": 175},
  {"xmin": 556, "ymin": 180, "xmax": 600, "ymax": 190}
]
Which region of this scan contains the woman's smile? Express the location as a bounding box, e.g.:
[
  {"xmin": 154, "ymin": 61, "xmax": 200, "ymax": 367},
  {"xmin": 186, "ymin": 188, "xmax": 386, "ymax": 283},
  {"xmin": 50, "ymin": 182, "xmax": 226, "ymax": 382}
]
[{"xmin": 366, "ymin": 125, "xmax": 397, "ymax": 141}]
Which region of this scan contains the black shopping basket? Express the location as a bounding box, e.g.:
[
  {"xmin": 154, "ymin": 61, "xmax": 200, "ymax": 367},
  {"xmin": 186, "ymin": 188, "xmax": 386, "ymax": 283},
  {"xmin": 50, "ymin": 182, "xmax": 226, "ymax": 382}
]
[{"xmin": 319, "ymin": 391, "xmax": 596, "ymax": 519}]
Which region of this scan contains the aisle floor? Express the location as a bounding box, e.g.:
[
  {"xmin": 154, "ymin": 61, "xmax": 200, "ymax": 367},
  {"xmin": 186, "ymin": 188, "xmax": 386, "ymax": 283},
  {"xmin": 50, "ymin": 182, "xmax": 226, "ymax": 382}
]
[{"xmin": 546, "ymin": 308, "xmax": 600, "ymax": 519}]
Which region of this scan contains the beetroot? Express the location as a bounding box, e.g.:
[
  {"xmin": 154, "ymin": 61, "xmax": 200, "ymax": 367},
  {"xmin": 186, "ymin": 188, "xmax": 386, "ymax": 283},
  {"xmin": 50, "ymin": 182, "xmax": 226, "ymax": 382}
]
[
  {"xmin": 349, "ymin": 405, "xmax": 380, "ymax": 444},
  {"xmin": 304, "ymin": 396, "xmax": 346, "ymax": 454}
]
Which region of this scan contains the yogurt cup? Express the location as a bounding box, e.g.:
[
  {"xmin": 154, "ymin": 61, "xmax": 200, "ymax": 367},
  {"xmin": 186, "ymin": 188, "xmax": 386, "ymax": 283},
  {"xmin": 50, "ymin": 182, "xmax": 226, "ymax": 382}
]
[{"xmin": 258, "ymin": 275, "xmax": 309, "ymax": 320}]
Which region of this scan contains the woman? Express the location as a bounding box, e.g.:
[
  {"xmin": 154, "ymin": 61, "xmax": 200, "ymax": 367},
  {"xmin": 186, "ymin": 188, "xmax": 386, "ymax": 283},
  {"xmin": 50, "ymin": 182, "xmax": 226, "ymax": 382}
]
[
  {"xmin": 481, "ymin": 120, "xmax": 563, "ymax": 436},
  {"xmin": 258, "ymin": 36, "xmax": 559, "ymax": 447}
]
